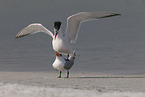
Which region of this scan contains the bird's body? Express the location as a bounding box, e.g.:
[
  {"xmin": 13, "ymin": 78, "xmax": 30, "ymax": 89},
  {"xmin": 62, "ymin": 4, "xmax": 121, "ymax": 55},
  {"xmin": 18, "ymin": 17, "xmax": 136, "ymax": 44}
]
[
  {"xmin": 52, "ymin": 51, "xmax": 75, "ymax": 78},
  {"xmin": 52, "ymin": 28, "xmax": 73, "ymax": 55},
  {"xmin": 52, "ymin": 55, "xmax": 66, "ymax": 71}
]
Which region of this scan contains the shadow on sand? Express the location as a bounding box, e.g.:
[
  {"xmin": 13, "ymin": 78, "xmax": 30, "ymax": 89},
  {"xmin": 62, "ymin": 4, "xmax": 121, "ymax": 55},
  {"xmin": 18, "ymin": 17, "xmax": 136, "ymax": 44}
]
[{"xmin": 71, "ymin": 76, "xmax": 145, "ymax": 79}]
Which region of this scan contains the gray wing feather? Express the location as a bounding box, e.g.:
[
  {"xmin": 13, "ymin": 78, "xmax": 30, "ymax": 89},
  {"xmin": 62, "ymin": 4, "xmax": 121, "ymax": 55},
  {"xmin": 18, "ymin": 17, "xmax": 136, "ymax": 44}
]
[
  {"xmin": 64, "ymin": 57, "xmax": 75, "ymax": 70},
  {"xmin": 15, "ymin": 23, "xmax": 53, "ymax": 38},
  {"xmin": 65, "ymin": 12, "xmax": 121, "ymax": 43}
]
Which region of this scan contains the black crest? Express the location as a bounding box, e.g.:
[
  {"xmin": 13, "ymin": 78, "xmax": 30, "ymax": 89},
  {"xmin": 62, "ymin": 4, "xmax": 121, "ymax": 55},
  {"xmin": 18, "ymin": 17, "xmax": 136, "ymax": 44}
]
[{"xmin": 54, "ymin": 21, "xmax": 61, "ymax": 30}]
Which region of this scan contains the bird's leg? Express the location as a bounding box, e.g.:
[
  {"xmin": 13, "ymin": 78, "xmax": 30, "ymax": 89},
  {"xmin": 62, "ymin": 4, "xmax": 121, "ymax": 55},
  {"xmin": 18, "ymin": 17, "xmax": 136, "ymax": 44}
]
[
  {"xmin": 66, "ymin": 70, "xmax": 69, "ymax": 78},
  {"xmin": 58, "ymin": 71, "xmax": 62, "ymax": 78},
  {"xmin": 66, "ymin": 54, "xmax": 69, "ymax": 60}
]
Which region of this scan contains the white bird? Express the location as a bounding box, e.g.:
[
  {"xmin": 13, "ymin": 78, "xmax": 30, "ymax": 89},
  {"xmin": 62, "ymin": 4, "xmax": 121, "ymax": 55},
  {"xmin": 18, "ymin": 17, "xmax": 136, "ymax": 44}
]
[
  {"xmin": 15, "ymin": 12, "xmax": 120, "ymax": 56},
  {"xmin": 52, "ymin": 51, "xmax": 75, "ymax": 78}
]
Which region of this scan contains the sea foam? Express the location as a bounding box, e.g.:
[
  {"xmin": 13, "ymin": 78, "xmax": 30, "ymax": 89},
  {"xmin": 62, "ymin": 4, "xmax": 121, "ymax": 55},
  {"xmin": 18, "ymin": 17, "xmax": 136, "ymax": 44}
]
[{"xmin": 0, "ymin": 83, "xmax": 144, "ymax": 97}]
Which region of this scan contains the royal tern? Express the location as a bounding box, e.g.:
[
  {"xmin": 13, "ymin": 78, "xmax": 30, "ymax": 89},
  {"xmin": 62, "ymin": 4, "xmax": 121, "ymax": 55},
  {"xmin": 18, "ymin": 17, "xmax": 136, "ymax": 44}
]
[
  {"xmin": 52, "ymin": 51, "xmax": 75, "ymax": 78},
  {"xmin": 15, "ymin": 12, "xmax": 120, "ymax": 56}
]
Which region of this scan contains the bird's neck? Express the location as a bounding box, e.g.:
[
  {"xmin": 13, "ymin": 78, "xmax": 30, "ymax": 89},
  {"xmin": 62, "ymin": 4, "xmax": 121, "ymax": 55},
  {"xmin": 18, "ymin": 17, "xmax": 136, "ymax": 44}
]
[
  {"xmin": 56, "ymin": 56, "xmax": 65, "ymax": 62},
  {"xmin": 57, "ymin": 28, "xmax": 63, "ymax": 38}
]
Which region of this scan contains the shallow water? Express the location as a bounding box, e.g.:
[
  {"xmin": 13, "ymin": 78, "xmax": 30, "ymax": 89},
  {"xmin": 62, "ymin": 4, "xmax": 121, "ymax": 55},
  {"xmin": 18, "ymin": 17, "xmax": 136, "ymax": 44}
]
[{"xmin": 0, "ymin": 0, "xmax": 145, "ymax": 74}]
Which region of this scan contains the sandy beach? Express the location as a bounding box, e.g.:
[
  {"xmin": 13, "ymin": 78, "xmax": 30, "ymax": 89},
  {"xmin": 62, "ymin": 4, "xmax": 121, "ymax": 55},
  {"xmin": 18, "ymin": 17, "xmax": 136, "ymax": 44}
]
[{"xmin": 0, "ymin": 72, "xmax": 145, "ymax": 97}]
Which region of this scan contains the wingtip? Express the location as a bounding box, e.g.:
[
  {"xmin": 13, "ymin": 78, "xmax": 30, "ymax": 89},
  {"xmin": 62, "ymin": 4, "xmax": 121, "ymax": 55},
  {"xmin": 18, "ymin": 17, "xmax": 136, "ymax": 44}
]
[
  {"xmin": 15, "ymin": 35, "xmax": 19, "ymax": 39},
  {"xmin": 113, "ymin": 13, "xmax": 121, "ymax": 16},
  {"xmin": 15, "ymin": 35, "xmax": 23, "ymax": 39},
  {"xmin": 99, "ymin": 13, "xmax": 121, "ymax": 19},
  {"xmin": 106, "ymin": 13, "xmax": 121, "ymax": 17},
  {"xmin": 109, "ymin": 13, "xmax": 121, "ymax": 17},
  {"xmin": 15, "ymin": 35, "xmax": 21, "ymax": 39},
  {"xmin": 15, "ymin": 33, "xmax": 30, "ymax": 39}
]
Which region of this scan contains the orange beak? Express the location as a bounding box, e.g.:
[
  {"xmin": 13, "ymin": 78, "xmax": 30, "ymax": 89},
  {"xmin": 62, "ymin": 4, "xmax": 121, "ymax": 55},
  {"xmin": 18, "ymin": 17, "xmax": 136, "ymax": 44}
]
[
  {"xmin": 54, "ymin": 32, "xmax": 58, "ymax": 39},
  {"xmin": 55, "ymin": 51, "xmax": 60, "ymax": 57}
]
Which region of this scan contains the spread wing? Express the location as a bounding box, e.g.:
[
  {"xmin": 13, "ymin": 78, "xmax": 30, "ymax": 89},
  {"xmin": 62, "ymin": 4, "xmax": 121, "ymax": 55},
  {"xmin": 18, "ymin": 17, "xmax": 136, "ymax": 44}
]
[
  {"xmin": 15, "ymin": 23, "xmax": 54, "ymax": 38},
  {"xmin": 65, "ymin": 12, "xmax": 121, "ymax": 43}
]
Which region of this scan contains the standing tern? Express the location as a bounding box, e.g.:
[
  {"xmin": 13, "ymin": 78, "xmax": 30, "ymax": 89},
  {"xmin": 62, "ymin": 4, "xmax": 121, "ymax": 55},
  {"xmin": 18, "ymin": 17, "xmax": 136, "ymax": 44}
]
[
  {"xmin": 52, "ymin": 51, "xmax": 75, "ymax": 78},
  {"xmin": 15, "ymin": 12, "xmax": 121, "ymax": 56}
]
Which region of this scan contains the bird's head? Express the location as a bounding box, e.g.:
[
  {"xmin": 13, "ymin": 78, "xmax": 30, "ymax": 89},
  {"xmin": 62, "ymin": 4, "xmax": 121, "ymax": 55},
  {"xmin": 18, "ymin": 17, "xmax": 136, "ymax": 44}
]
[
  {"xmin": 54, "ymin": 21, "xmax": 61, "ymax": 39},
  {"xmin": 54, "ymin": 21, "xmax": 61, "ymax": 32}
]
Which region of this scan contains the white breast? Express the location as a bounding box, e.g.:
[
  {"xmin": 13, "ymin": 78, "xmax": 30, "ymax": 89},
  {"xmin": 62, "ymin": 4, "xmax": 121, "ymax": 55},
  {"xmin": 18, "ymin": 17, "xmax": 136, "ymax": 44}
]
[
  {"xmin": 52, "ymin": 30, "xmax": 73, "ymax": 55},
  {"xmin": 52, "ymin": 57, "xmax": 66, "ymax": 71}
]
